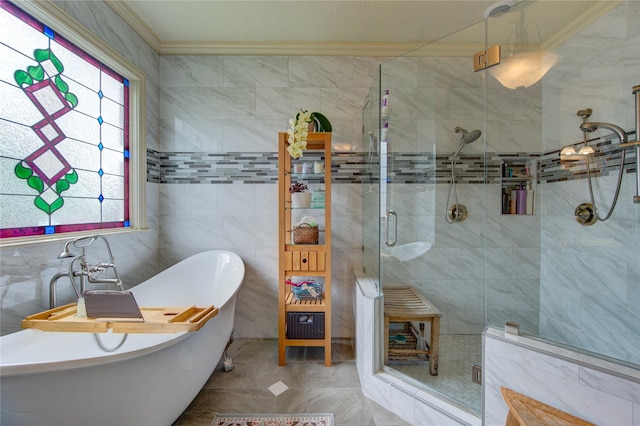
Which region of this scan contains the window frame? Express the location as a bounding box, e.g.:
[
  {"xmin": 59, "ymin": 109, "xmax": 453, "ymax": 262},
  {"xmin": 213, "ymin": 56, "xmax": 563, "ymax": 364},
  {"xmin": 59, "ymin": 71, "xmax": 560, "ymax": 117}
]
[{"xmin": 0, "ymin": 0, "xmax": 147, "ymax": 248}]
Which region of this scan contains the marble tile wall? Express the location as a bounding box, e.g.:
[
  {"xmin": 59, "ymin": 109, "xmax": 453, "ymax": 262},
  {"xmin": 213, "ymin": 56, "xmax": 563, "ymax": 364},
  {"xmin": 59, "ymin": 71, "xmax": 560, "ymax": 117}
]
[
  {"xmin": 151, "ymin": 50, "xmax": 543, "ymax": 339},
  {"xmin": 156, "ymin": 54, "xmax": 384, "ymax": 339},
  {"xmin": 483, "ymin": 328, "xmax": 640, "ymax": 426},
  {"xmin": 376, "ymin": 53, "xmax": 543, "ymax": 335},
  {"xmin": 0, "ymin": 0, "xmax": 161, "ymax": 335},
  {"xmin": 538, "ymin": 0, "xmax": 640, "ymax": 365}
]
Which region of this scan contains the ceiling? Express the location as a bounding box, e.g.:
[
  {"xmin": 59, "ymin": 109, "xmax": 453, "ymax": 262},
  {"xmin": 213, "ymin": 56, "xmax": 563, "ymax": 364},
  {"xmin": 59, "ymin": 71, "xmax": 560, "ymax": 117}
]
[{"xmin": 104, "ymin": 1, "xmax": 616, "ymax": 56}]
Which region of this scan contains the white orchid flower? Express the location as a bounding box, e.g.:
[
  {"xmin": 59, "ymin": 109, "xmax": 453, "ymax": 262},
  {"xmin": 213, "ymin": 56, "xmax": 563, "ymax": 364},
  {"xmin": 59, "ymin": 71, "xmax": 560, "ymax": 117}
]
[{"xmin": 286, "ymin": 108, "xmax": 314, "ymax": 159}]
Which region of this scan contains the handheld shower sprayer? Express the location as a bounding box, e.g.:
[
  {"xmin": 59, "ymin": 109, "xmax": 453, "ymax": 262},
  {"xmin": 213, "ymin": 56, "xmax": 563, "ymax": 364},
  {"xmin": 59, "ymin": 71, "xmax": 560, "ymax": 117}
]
[
  {"xmin": 580, "ymin": 122, "xmax": 628, "ymax": 144},
  {"xmin": 575, "ymin": 117, "xmax": 629, "ymax": 224},
  {"xmin": 57, "ymin": 240, "xmax": 76, "ymax": 259},
  {"xmin": 453, "ymin": 127, "xmax": 482, "ymax": 158},
  {"xmin": 447, "ymin": 127, "xmax": 482, "ymax": 223},
  {"xmin": 455, "ymin": 126, "xmax": 482, "ymax": 145},
  {"xmin": 57, "ymin": 235, "xmax": 99, "ymax": 259}
]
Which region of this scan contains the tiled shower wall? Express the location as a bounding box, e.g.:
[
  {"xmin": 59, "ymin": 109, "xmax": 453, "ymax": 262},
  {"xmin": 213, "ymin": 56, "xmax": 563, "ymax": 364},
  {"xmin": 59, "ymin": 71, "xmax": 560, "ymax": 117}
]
[
  {"xmin": 538, "ymin": 0, "xmax": 640, "ymax": 365},
  {"xmin": 374, "ymin": 55, "xmax": 544, "ymax": 335}
]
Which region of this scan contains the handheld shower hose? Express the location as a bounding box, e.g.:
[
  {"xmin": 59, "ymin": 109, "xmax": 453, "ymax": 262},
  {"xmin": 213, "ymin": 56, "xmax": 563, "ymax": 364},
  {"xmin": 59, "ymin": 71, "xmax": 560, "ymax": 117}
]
[
  {"xmin": 579, "ymin": 121, "xmax": 627, "ymax": 222},
  {"xmin": 446, "ymin": 127, "xmax": 481, "ymax": 224}
]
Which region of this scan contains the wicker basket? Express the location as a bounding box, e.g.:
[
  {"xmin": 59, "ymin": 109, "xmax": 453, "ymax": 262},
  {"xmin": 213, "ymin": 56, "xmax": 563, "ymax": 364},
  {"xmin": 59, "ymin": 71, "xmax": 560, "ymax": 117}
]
[
  {"xmin": 287, "ymin": 312, "xmax": 325, "ymax": 339},
  {"xmin": 293, "ymin": 223, "xmax": 319, "ymax": 244}
]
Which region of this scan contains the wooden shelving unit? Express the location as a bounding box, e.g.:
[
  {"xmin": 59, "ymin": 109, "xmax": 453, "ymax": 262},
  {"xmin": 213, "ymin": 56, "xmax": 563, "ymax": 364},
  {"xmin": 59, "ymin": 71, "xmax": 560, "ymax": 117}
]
[{"xmin": 278, "ymin": 132, "xmax": 332, "ymax": 366}]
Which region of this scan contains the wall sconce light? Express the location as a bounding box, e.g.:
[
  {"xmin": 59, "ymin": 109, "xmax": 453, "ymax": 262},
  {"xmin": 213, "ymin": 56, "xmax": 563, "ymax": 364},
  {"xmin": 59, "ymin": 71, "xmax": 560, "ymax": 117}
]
[{"xmin": 560, "ymin": 145, "xmax": 595, "ymax": 158}]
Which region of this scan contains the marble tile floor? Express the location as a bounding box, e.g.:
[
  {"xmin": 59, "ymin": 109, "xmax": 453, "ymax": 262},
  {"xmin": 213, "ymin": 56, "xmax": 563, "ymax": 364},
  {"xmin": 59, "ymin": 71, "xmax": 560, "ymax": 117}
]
[
  {"xmin": 387, "ymin": 334, "xmax": 482, "ymax": 413},
  {"xmin": 172, "ymin": 338, "xmax": 410, "ymax": 426}
]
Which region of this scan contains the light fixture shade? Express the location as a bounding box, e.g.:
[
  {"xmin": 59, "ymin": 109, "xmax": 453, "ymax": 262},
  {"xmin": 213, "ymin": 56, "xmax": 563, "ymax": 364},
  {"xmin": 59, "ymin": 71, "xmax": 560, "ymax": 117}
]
[
  {"xmin": 489, "ymin": 50, "xmax": 557, "ymax": 89},
  {"xmin": 578, "ymin": 146, "xmax": 595, "ymax": 155},
  {"xmin": 560, "ymin": 146, "xmax": 577, "ymax": 156},
  {"xmin": 560, "ymin": 144, "xmax": 594, "ymax": 159}
]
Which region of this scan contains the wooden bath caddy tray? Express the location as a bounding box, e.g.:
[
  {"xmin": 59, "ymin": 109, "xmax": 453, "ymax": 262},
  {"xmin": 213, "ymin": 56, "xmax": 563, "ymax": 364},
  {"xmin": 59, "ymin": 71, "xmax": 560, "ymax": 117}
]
[{"xmin": 21, "ymin": 303, "xmax": 218, "ymax": 334}]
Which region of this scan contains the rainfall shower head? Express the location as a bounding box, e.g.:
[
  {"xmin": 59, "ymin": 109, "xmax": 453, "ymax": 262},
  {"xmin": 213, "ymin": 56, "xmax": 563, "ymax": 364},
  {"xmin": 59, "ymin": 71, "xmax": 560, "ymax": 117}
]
[
  {"xmin": 484, "ymin": 0, "xmax": 516, "ymax": 19},
  {"xmin": 580, "ymin": 122, "xmax": 628, "ymax": 144}
]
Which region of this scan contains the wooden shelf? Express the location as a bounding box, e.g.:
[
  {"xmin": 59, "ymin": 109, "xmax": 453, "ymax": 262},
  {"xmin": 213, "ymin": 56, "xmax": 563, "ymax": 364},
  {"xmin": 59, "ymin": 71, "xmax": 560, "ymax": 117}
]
[
  {"xmin": 21, "ymin": 302, "xmax": 217, "ymax": 334},
  {"xmin": 278, "ymin": 131, "xmax": 332, "ymax": 367},
  {"xmin": 285, "ymin": 292, "xmax": 326, "ymax": 311},
  {"xmin": 283, "ymin": 338, "xmax": 330, "ymax": 347}
]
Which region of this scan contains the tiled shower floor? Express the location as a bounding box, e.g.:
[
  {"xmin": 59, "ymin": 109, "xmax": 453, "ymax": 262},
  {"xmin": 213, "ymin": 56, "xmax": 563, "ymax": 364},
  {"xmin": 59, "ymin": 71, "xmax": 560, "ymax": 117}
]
[{"xmin": 387, "ymin": 334, "xmax": 482, "ymax": 413}]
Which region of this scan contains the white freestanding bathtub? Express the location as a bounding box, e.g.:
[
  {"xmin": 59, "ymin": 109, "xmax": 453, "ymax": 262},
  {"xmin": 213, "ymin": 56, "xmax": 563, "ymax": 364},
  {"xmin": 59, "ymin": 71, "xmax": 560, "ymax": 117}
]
[{"xmin": 0, "ymin": 250, "xmax": 245, "ymax": 426}]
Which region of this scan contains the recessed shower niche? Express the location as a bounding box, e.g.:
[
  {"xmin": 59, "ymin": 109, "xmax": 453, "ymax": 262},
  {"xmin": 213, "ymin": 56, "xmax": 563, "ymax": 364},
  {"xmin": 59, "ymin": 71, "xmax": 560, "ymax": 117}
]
[{"xmin": 500, "ymin": 157, "xmax": 537, "ymax": 215}]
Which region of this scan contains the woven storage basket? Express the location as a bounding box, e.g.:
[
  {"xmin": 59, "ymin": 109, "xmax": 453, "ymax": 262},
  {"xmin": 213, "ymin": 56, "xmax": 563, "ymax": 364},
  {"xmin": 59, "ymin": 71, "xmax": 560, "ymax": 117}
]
[
  {"xmin": 286, "ymin": 312, "xmax": 325, "ymax": 339},
  {"xmin": 293, "ymin": 223, "xmax": 319, "ymax": 244}
]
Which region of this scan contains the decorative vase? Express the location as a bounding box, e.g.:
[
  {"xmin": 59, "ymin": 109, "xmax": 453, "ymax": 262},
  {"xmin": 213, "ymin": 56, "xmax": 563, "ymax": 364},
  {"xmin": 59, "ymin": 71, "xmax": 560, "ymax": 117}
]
[{"xmin": 291, "ymin": 192, "xmax": 312, "ymax": 208}]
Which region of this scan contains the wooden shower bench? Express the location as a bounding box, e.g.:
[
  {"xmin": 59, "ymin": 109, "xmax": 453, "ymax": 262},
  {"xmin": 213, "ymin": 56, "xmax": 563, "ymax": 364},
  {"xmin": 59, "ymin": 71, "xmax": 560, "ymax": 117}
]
[
  {"xmin": 383, "ymin": 286, "xmax": 442, "ymax": 375},
  {"xmin": 501, "ymin": 387, "xmax": 595, "ymax": 426}
]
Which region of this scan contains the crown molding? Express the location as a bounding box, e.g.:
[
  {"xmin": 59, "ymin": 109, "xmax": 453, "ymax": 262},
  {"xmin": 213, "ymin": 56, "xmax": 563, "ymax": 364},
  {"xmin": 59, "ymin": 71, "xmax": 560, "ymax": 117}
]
[
  {"xmin": 104, "ymin": 0, "xmax": 618, "ymax": 58},
  {"xmin": 104, "ymin": 0, "xmax": 161, "ymax": 53},
  {"xmin": 541, "ymin": 0, "xmax": 622, "ymax": 52},
  {"xmin": 103, "ymin": 0, "xmax": 481, "ymax": 57},
  {"xmin": 157, "ymin": 41, "xmax": 484, "ymax": 57}
]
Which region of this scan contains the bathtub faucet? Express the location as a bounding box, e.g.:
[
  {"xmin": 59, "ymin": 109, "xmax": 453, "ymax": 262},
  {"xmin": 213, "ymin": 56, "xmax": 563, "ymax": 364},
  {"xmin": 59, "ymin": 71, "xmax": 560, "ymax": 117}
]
[
  {"xmin": 49, "ymin": 272, "xmax": 79, "ymax": 309},
  {"xmin": 49, "ymin": 235, "xmax": 124, "ymax": 308}
]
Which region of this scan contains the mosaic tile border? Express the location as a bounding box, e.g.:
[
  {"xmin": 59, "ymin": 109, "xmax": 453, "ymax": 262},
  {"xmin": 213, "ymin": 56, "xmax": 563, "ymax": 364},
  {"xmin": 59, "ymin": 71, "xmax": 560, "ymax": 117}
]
[{"xmin": 146, "ymin": 136, "xmax": 636, "ymax": 185}]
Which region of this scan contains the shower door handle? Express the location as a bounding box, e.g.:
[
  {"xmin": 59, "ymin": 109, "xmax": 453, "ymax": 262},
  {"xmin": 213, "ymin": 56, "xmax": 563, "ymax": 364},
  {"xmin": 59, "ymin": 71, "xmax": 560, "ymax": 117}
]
[{"xmin": 385, "ymin": 209, "xmax": 397, "ymax": 247}]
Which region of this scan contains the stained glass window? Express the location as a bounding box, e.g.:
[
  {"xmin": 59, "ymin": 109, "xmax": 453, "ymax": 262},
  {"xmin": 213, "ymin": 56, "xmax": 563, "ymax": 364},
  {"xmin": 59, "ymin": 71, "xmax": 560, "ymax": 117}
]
[{"xmin": 0, "ymin": 1, "xmax": 130, "ymax": 239}]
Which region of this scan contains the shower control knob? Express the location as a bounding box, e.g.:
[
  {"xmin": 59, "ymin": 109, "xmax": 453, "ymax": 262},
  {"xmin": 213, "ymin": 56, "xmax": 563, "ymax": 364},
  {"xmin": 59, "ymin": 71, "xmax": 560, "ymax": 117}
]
[{"xmin": 575, "ymin": 203, "xmax": 597, "ymax": 226}]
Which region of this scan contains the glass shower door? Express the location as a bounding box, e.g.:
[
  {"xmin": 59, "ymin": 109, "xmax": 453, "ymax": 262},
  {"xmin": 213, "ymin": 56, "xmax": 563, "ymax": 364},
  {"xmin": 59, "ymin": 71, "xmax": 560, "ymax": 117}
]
[{"xmin": 377, "ymin": 19, "xmax": 488, "ymax": 413}]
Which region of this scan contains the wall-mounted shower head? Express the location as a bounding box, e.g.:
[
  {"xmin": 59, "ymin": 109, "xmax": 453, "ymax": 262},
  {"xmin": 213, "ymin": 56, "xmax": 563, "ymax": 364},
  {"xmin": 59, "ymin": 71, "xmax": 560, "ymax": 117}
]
[{"xmin": 580, "ymin": 122, "xmax": 628, "ymax": 144}]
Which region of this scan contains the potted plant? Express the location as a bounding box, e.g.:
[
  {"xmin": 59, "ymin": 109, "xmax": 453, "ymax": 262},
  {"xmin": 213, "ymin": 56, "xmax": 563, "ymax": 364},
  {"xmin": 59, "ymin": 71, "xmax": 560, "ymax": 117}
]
[
  {"xmin": 306, "ymin": 111, "xmax": 332, "ymax": 133},
  {"xmin": 289, "ymin": 181, "xmax": 311, "ymax": 208}
]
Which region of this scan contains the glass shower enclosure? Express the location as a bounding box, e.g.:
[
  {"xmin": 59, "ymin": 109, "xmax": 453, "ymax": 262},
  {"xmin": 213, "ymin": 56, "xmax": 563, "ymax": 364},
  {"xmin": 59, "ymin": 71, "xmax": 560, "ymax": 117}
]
[
  {"xmin": 362, "ymin": 15, "xmax": 490, "ymax": 413},
  {"xmin": 362, "ymin": 0, "xmax": 639, "ymax": 415}
]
